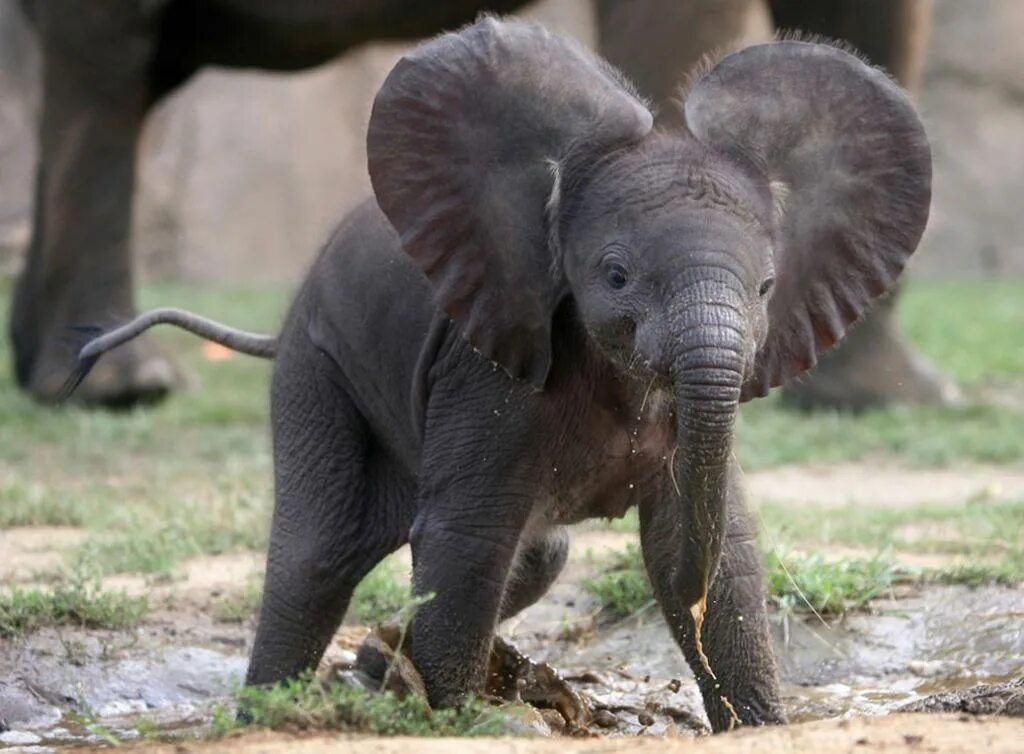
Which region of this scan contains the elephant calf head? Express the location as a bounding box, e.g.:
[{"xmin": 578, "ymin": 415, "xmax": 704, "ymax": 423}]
[{"xmin": 367, "ymin": 18, "xmax": 930, "ymax": 622}]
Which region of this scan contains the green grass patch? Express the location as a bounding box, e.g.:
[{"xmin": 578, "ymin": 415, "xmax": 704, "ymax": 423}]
[
  {"xmin": 0, "ymin": 568, "xmax": 149, "ymax": 637},
  {"xmin": 737, "ymin": 400, "xmax": 1024, "ymax": 470},
  {"xmin": 582, "ymin": 544, "xmax": 652, "ymax": 618},
  {"xmin": 213, "ymin": 673, "xmax": 518, "ymax": 737},
  {"xmin": 69, "ymin": 477, "xmax": 270, "ymax": 576},
  {"xmin": 759, "ymin": 496, "xmax": 1024, "ymax": 588},
  {"xmin": 900, "ymin": 281, "xmax": 1024, "ymax": 385},
  {"xmin": 736, "ymin": 280, "xmax": 1024, "ymax": 470},
  {"xmin": 349, "ymin": 559, "xmax": 410, "ymax": 625},
  {"xmin": 581, "ymin": 543, "xmax": 904, "ymax": 621},
  {"xmin": 0, "ymin": 282, "xmax": 284, "ymax": 575},
  {"xmin": 760, "ymin": 497, "xmax": 1024, "ymax": 562},
  {"xmin": 926, "ymin": 560, "xmax": 1024, "ymax": 587},
  {"xmin": 764, "ymin": 551, "xmax": 903, "ymax": 617}
]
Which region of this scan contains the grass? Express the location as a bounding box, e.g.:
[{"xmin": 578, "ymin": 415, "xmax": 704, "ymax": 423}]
[
  {"xmin": 582, "ymin": 543, "xmax": 905, "ymax": 621},
  {"xmin": 899, "ymin": 281, "xmax": 1024, "ymax": 385},
  {"xmin": 349, "ymin": 559, "xmax": 411, "ymax": 625},
  {"xmin": 758, "ymin": 497, "xmax": 1024, "ymax": 583},
  {"xmin": 583, "ymin": 495, "xmax": 1024, "ymax": 620},
  {"xmin": 737, "ymin": 400, "xmax": 1024, "ymax": 470},
  {"xmin": 582, "ymin": 544, "xmax": 911, "ymax": 620},
  {"xmin": 763, "ymin": 551, "xmax": 903, "ymax": 617},
  {"xmin": 0, "ymin": 566, "xmax": 149, "ymax": 637},
  {"xmin": 0, "ymin": 281, "xmax": 285, "ymax": 576},
  {"xmin": 0, "ymin": 279, "xmax": 1021, "ymax": 586},
  {"xmin": 581, "ymin": 544, "xmax": 653, "ymax": 618},
  {"xmin": 212, "ymin": 557, "xmax": 412, "ymax": 626},
  {"xmin": 736, "ymin": 280, "xmax": 1024, "ymax": 470},
  {"xmin": 211, "ymin": 673, "xmax": 520, "ymax": 737}
]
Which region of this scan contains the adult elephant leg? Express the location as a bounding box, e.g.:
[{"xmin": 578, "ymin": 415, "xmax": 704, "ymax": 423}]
[
  {"xmin": 639, "ymin": 464, "xmax": 784, "ymax": 731},
  {"xmin": 10, "ymin": 1, "xmax": 179, "ymax": 406},
  {"xmin": 768, "ymin": 0, "xmax": 958, "ymax": 410},
  {"xmin": 594, "ymin": 0, "xmax": 771, "ymax": 127},
  {"xmin": 247, "ymin": 339, "xmax": 412, "ymax": 686},
  {"xmin": 499, "ymin": 527, "xmax": 569, "ymax": 622}
]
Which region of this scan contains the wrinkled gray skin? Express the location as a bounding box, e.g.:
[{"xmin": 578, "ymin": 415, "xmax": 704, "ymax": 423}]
[
  {"xmin": 71, "ymin": 19, "xmax": 931, "ymax": 731},
  {"xmin": 11, "ymin": 0, "xmax": 944, "ymax": 412}
]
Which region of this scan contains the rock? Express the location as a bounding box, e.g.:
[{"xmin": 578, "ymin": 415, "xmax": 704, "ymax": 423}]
[
  {"xmin": 592, "ymin": 708, "xmax": 619, "ymax": 728},
  {"xmin": 499, "ymin": 705, "xmax": 553, "ymax": 737},
  {"xmin": 0, "ymin": 731, "xmax": 42, "ymax": 745},
  {"xmin": 901, "ymin": 678, "xmax": 1024, "ymax": 718}
]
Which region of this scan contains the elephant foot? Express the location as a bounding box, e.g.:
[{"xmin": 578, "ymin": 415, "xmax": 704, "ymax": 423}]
[
  {"xmin": 781, "ymin": 310, "xmax": 961, "ymax": 412},
  {"xmin": 26, "ymin": 330, "xmax": 182, "ymax": 408}
]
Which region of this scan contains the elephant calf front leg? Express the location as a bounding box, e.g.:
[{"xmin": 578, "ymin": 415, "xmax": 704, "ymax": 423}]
[
  {"xmin": 406, "ymin": 359, "xmax": 550, "ymax": 707},
  {"xmin": 409, "ymin": 509, "xmax": 530, "ymax": 706},
  {"xmin": 640, "ymin": 471, "xmax": 785, "ymax": 731}
]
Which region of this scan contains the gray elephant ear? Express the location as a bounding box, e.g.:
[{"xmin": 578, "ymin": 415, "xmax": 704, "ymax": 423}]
[
  {"xmin": 367, "ymin": 17, "xmax": 653, "ymax": 387},
  {"xmin": 684, "ymin": 40, "xmax": 932, "ymax": 401}
]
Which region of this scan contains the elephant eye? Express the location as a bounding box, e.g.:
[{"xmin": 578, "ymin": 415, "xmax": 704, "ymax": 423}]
[
  {"xmin": 604, "ymin": 262, "xmax": 629, "ymax": 290},
  {"xmin": 759, "ymin": 276, "xmax": 776, "ymax": 298}
]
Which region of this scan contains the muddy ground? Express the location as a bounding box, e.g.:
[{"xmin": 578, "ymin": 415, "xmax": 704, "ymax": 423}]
[{"xmin": 2, "ymin": 464, "xmax": 1023, "ymax": 753}]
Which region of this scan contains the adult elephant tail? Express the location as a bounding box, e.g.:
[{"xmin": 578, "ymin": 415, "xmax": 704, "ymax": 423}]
[{"xmin": 57, "ymin": 308, "xmax": 277, "ymax": 402}]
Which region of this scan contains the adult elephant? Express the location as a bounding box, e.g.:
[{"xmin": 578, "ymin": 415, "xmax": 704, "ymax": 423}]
[{"xmin": 11, "ymin": 0, "xmax": 950, "ymax": 409}]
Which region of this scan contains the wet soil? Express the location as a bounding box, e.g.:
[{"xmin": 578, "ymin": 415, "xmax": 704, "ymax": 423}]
[
  {"xmin": 1, "ymin": 545, "xmax": 1021, "ymax": 750},
  {"xmin": 73, "ymin": 714, "xmax": 1024, "ymax": 754},
  {"xmin": 1, "ymin": 466, "xmax": 1022, "ymax": 751}
]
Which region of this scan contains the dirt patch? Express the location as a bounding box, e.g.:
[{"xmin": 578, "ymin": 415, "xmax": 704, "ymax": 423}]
[
  {"xmin": 746, "ymin": 465, "xmax": 1024, "ymax": 508},
  {"xmin": 103, "ymin": 551, "xmax": 264, "ymax": 614},
  {"xmin": 75, "ymin": 714, "xmax": 1024, "ymax": 754},
  {"xmin": 0, "ymin": 526, "xmax": 88, "ymax": 583}
]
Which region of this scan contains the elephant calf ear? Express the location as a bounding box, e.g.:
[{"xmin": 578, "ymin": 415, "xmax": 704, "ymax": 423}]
[
  {"xmin": 367, "ymin": 17, "xmax": 652, "ymax": 388},
  {"xmin": 684, "ymin": 41, "xmax": 932, "ymax": 401}
]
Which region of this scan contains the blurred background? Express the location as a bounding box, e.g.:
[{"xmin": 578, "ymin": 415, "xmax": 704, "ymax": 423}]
[{"xmin": 1, "ymin": 0, "xmax": 1022, "ymax": 282}]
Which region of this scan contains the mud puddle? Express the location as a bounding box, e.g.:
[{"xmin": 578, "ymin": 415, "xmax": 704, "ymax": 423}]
[
  {"xmin": 2, "ymin": 583, "xmax": 1021, "ymax": 748},
  {"xmin": 499, "ymin": 582, "xmax": 1024, "ymax": 733}
]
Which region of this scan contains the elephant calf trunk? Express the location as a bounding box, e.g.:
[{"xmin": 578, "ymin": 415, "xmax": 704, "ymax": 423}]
[{"xmin": 669, "ymin": 331, "xmax": 745, "ymax": 669}]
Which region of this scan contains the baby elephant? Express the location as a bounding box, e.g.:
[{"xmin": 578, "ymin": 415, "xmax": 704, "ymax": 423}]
[{"xmin": 67, "ymin": 18, "xmax": 931, "ymax": 731}]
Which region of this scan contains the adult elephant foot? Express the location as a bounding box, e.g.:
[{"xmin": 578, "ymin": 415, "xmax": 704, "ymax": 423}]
[
  {"xmin": 12, "ymin": 298, "xmax": 181, "ymax": 408},
  {"xmin": 781, "ymin": 293, "xmax": 961, "ymax": 412}
]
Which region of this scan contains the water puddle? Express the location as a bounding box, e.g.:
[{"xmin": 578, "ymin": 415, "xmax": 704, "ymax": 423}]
[{"xmin": 0, "ymin": 585, "xmax": 1020, "ymax": 747}]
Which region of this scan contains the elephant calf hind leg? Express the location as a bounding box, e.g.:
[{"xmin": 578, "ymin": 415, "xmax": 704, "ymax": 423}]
[
  {"xmin": 246, "ymin": 349, "xmax": 409, "ymax": 687},
  {"xmin": 499, "ymin": 527, "xmax": 569, "ymax": 622}
]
